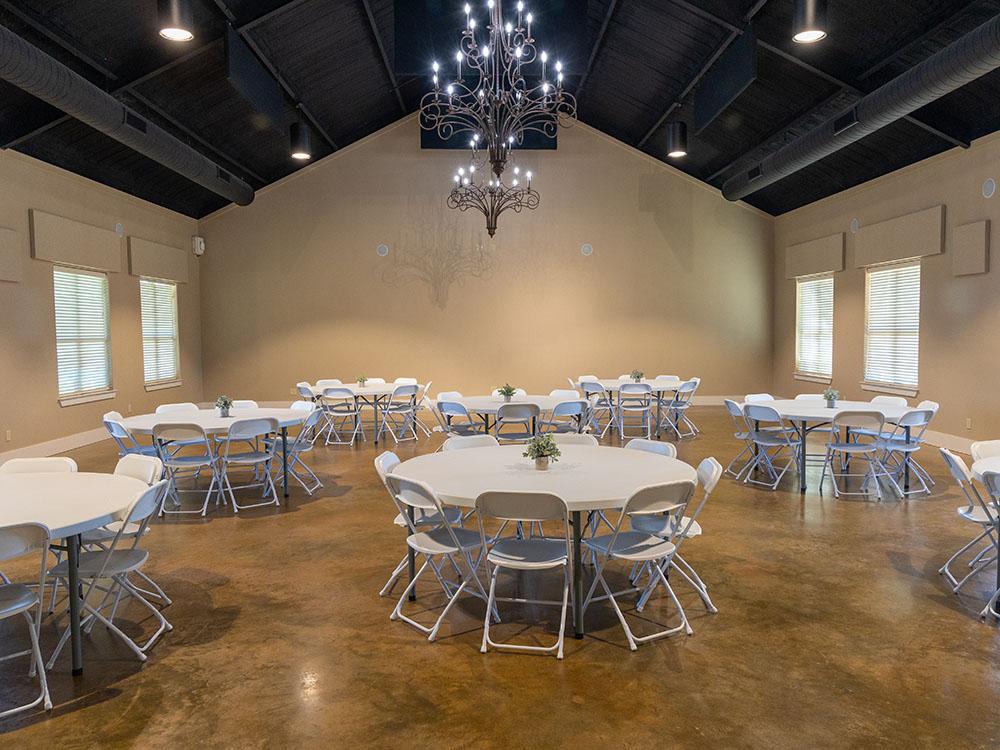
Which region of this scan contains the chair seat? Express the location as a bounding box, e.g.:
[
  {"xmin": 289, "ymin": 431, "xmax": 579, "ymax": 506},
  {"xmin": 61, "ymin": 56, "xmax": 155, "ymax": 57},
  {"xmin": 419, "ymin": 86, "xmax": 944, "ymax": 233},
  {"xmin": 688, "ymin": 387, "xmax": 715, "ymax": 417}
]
[
  {"xmin": 958, "ymin": 505, "xmax": 997, "ymax": 524},
  {"xmin": 82, "ymin": 521, "xmax": 146, "ymax": 544},
  {"xmin": 446, "ymin": 423, "xmax": 485, "ymax": 437},
  {"xmin": 393, "ymin": 507, "xmax": 462, "ymax": 527},
  {"xmin": 878, "ymin": 439, "xmax": 921, "ymax": 452},
  {"xmin": 51, "ymin": 549, "xmax": 149, "ymax": 578},
  {"xmin": 222, "ymin": 451, "xmax": 272, "ymax": 464},
  {"xmin": 827, "ymin": 442, "xmax": 881, "ymax": 454},
  {"xmin": 488, "ymin": 538, "xmax": 567, "ymax": 570},
  {"xmin": 584, "ymin": 531, "xmax": 675, "ymax": 561},
  {"xmin": 0, "ymin": 583, "xmax": 38, "ymax": 619},
  {"xmin": 749, "ymin": 432, "xmax": 801, "ymax": 447},
  {"xmin": 164, "ymin": 454, "xmax": 215, "ymax": 468},
  {"xmin": 124, "ymin": 445, "xmax": 160, "ymax": 457},
  {"xmin": 629, "ymin": 515, "xmax": 702, "ymax": 538},
  {"xmin": 496, "ymin": 432, "xmax": 534, "ymax": 443},
  {"xmin": 407, "ymin": 526, "xmax": 482, "ymax": 555}
]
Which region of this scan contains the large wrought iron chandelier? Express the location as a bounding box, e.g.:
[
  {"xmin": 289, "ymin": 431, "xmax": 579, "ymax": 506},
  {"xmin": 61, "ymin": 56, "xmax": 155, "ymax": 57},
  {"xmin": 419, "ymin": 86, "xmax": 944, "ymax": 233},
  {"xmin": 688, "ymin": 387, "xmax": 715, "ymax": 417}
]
[{"xmin": 419, "ymin": 0, "xmax": 577, "ymax": 236}]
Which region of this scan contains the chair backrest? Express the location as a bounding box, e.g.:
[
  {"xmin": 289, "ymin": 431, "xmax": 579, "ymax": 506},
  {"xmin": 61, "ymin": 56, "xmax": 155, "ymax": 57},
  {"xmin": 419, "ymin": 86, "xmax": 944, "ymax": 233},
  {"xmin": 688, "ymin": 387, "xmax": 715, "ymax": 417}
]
[
  {"xmin": 893, "ymin": 408, "xmax": 935, "ymax": 434},
  {"xmin": 323, "ymin": 387, "xmax": 357, "ymax": 401},
  {"xmin": 550, "ymin": 400, "xmax": 588, "ymax": 418},
  {"xmin": 442, "ymin": 435, "xmax": 500, "ymax": 451},
  {"xmin": 917, "ymin": 400, "xmax": 939, "ymax": 412},
  {"xmin": 153, "ymin": 423, "xmax": 211, "ymax": 454},
  {"xmin": 655, "ymin": 374, "xmax": 678, "ymax": 380},
  {"xmin": 744, "ymin": 393, "xmax": 775, "ymax": 403},
  {"xmin": 0, "ymin": 457, "xmax": 77, "ymax": 474},
  {"xmin": 0, "ymin": 522, "xmax": 49, "ymax": 565},
  {"xmin": 744, "ymin": 403, "xmax": 783, "ymax": 423},
  {"xmin": 794, "ymin": 393, "xmax": 824, "ymax": 401},
  {"xmin": 980, "ymin": 471, "xmax": 1000, "ymax": 504},
  {"xmin": 437, "ymin": 401, "xmax": 471, "ymax": 420},
  {"xmin": 416, "ymin": 381, "xmax": 433, "ymax": 404},
  {"xmin": 550, "ymin": 433, "xmax": 598, "ymax": 446},
  {"xmin": 374, "ymin": 451, "xmax": 401, "ymax": 487},
  {"xmin": 384, "ymin": 474, "xmax": 441, "ymax": 512},
  {"xmin": 624, "ymin": 438, "xmax": 676, "ymax": 458},
  {"xmin": 227, "ymin": 418, "xmax": 278, "ymax": 443},
  {"xmin": 578, "ymin": 375, "xmax": 599, "ymax": 382},
  {"xmin": 389, "ymin": 384, "xmax": 419, "ymax": 401},
  {"xmin": 618, "ymin": 374, "xmax": 632, "ymax": 380},
  {"xmin": 436, "ymin": 391, "xmax": 463, "ymax": 401},
  {"xmin": 290, "ymin": 400, "xmax": 315, "ymax": 412},
  {"xmin": 580, "ymin": 381, "xmax": 608, "ymax": 397},
  {"xmin": 297, "ymin": 384, "xmax": 315, "ymax": 399},
  {"xmin": 121, "ymin": 480, "xmax": 170, "ymax": 539},
  {"xmin": 155, "ymin": 402, "xmax": 198, "ymax": 414},
  {"xmin": 970, "ymin": 440, "xmax": 1000, "ymax": 462},
  {"xmin": 475, "ymin": 490, "xmax": 568, "ymax": 523},
  {"xmin": 675, "ymin": 378, "xmax": 699, "ymax": 394},
  {"xmin": 496, "ymin": 403, "xmax": 540, "ymax": 422},
  {"xmin": 492, "ymin": 388, "xmax": 527, "ymax": 398},
  {"xmin": 697, "ymin": 456, "xmax": 723, "ymax": 495},
  {"xmin": 619, "ymin": 383, "xmax": 652, "ymax": 397},
  {"xmin": 623, "ymin": 481, "xmax": 695, "ymax": 517},
  {"xmin": 832, "ymin": 410, "xmax": 885, "ymax": 435},
  {"xmin": 548, "ymin": 389, "xmax": 580, "ymax": 399},
  {"xmin": 939, "ymin": 448, "xmax": 973, "ymax": 485},
  {"xmin": 315, "ymin": 379, "xmax": 342, "ymax": 387},
  {"xmin": 366, "ymin": 378, "xmax": 387, "ymax": 385},
  {"xmin": 296, "ymin": 381, "xmax": 311, "ymax": 388},
  {"xmin": 724, "ymin": 398, "xmax": 745, "ymax": 418},
  {"xmin": 871, "ymin": 395, "xmax": 907, "ymax": 407},
  {"xmin": 394, "ymin": 377, "xmax": 418, "ymax": 385},
  {"xmin": 232, "ymin": 400, "xmax": 258, "ymax": 409},
  {"xmin": 114, "ymin": 454, "xmax": 162, "ymax": 484}
]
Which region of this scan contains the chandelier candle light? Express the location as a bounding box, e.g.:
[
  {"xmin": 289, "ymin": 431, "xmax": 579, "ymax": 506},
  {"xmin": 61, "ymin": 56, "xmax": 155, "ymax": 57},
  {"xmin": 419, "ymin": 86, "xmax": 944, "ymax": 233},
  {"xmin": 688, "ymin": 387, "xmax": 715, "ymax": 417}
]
[{"xmin": 419, "ymin": 0, "xmax": 577, "ymax": 236}]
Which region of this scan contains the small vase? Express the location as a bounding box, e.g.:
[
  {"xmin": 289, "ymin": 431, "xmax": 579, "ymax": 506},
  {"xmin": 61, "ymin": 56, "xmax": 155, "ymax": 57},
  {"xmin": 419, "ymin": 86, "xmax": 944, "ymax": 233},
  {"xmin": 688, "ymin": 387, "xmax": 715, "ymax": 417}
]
[
  {"xmin": 358, "ymin": 381, "xmax": 366, "ymax": 388},
  {"xmin": 633, "ymin": 377, "xmax": 641, "ymax": 383},
  {"xmin": 534, "ymin": 457, "xmax": 550, "ymax": 471},
  {"xmin": 826, "ymin": 399, "xmax": 836, "ymax": 409},
  {"xmin": 219, "ymin": 407, "xmax": 230, "ymax": 418},
  {"xmin": 503, "ymin": 394, "xmax": 512, "ymax": 402}
]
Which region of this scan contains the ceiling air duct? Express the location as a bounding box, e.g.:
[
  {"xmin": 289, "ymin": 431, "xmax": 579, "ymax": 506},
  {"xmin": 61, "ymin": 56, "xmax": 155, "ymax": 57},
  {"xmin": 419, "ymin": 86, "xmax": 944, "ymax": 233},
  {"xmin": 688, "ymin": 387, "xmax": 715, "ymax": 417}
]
[
  {"xmin": 723, "ymin": 14, "xmax": 1000, "ymax": 202},
  {"xmin": 0, "ymin": 23, "xmax": 254, "ymax": 206}
]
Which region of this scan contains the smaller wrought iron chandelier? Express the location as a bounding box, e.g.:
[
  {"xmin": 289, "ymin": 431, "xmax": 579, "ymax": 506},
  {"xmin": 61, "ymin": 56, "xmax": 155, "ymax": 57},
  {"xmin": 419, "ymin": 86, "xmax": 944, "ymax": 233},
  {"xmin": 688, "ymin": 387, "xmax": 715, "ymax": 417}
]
[{"xmin": 449, "ymin": 147, "xmax": 538, "ymax": 237}]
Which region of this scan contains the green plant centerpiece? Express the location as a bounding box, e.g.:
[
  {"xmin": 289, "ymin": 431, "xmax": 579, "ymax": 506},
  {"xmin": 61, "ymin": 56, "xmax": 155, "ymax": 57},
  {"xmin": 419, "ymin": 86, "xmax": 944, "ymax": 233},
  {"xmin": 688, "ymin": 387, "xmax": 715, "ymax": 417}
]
[
  {"xmin": 524, "ymin": 434, "xmax": 561, "ymax": 470},
  {"xmin": 496, "ymin": 383, "xmax": 517, "ymax": 402},
  {"xmin": 356, "ymin": 375, "xmax": 368, "ymax": 387},
  {"xmin": 631, "ymin": 369, "xmax": 644, "ymax": 383},
  {"xmin": 215, "ymin": 395, "xmax": 234, "ymax": 418},
  {"xmin": 823, "ymin": 386, "xmax": 840, "ymax": 408}
]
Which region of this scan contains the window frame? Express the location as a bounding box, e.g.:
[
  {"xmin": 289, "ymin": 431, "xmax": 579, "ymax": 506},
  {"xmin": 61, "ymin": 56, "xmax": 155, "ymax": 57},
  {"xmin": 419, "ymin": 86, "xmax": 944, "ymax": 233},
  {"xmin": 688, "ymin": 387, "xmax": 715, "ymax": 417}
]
[
  {"xmin": 139, "ymin": 276, "xmax": 182, "ymax": 389},
  {"xmin": 52, "ymin": 265, "xmax": 115, "ymax": 405},
  {"xmin": 862, "ymin": 259, "xmax": 921, "ymax": 396},
  {"xmin": 794, "ymin": 272, "xmax": 834, "ymax": 383}
]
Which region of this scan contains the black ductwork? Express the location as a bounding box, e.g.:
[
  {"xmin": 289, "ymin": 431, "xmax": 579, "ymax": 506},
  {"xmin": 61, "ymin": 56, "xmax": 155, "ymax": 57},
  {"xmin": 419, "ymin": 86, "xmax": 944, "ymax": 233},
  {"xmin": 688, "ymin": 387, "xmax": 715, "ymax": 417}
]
[
  {"xmin": 723, "ymin": 14, "xmax": 1000, "ymax": 202},
  {"xmin": 0, "ymin": 24, "xmax": 254, "ymax": 206}
]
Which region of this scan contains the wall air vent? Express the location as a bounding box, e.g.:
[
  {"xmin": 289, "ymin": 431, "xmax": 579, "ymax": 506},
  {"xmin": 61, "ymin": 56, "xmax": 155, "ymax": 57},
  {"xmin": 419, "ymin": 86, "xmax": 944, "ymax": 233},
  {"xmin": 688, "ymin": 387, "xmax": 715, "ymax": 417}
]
[
  {"xmin": 833, "ymin": 108, "xmax": 859, "ymax": 135},
  {"xmin": 217, "ymin": 167, "xmax": 232, "ymax": 183},
  {"xmin": 123, "ymin": 109, "xmax": 147, "ymax": 133},
  {"xmin": 748, "ymin": 165, "xmax": 763, "ymax": 182}
]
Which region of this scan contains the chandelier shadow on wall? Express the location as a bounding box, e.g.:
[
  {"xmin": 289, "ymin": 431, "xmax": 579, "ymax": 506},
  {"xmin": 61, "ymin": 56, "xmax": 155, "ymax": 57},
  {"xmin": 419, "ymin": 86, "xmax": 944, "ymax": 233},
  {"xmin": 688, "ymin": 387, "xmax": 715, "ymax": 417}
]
[{"xmin": 419, "ymin": 0, "xmax": 577, "ymax": 237}]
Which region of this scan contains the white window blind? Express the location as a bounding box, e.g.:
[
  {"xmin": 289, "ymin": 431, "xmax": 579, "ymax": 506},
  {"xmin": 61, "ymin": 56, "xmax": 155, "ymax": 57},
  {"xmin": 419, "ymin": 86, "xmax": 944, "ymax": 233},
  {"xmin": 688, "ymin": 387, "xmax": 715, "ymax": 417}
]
[
  {"xmin": 795, "ymin": 275, "xmax": 834, "ymax": 379},
  {"xmin": 53, "ymin": 266, "xmax": 112, "ymax": 397},
  {"xmin": 864, "ymin": 261, "xmax": 920, "ymax": 389},
  {"xmin": 140, "ymin": 278, "xmax": 180, "ymax": 384}
]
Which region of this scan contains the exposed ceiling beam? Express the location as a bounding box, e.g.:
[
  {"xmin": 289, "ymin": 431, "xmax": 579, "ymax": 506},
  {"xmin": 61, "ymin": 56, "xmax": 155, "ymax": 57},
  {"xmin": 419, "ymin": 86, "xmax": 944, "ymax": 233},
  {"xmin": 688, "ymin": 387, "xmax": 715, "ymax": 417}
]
[
  {"xmin": 636, "ymin": 0, "xmax": 769, "ymax": 148},
  {"xmin": 575, "ymin": 0, "xmax": 620, "ymax": 100},
  {"xmin": 213, "ymin": 0, "xmax": 338, "ymax": 150},
  {"xmin": 359, "ymin": 0, "xmax": 406, "ymax": 114}
]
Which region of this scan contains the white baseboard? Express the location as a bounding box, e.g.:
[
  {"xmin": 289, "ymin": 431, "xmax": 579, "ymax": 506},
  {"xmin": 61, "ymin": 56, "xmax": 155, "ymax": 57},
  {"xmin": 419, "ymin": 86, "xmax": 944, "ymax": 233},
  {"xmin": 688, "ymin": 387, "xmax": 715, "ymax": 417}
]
[{"xmin": 0, "ymin": 427, "xmax": 109, "ymax": 465}]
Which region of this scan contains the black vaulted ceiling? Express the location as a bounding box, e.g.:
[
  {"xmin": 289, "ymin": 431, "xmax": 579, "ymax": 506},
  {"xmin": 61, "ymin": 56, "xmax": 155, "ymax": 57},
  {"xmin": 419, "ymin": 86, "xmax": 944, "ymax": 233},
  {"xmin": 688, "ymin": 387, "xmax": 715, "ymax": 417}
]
[{"xmin": 2, "ymin": 0, "xmax": 999, "ymax": 218}]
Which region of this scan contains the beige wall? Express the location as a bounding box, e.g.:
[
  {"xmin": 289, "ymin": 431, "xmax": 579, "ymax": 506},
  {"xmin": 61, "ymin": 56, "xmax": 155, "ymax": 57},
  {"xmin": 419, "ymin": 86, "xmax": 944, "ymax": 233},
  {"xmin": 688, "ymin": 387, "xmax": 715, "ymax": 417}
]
[
  {"xmin": 0, "ymin": 150, "xmax": 203, "ymax": 451},
  {"xmin": 773, "ymin": 131, "xmax": 1000, "ymax": 437},
  {"xmin": 198, "ymin": 117, "xmax": 774, "ymax": 402}
]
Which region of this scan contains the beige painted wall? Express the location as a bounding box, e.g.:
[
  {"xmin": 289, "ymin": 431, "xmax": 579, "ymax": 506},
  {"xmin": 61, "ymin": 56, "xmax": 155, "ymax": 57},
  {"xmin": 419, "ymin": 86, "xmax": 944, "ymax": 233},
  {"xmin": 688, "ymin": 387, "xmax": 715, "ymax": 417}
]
[
  {"xmin": 0, "ymin": 150, "xmax": 203, "ymax": 451},
  {"xmin": 198, "ymin": 117, "xmax": 774, "ymax": 402},
  {"xmin": 773, "ymin": 131, "xmax": 1000, "ymax": 437}
]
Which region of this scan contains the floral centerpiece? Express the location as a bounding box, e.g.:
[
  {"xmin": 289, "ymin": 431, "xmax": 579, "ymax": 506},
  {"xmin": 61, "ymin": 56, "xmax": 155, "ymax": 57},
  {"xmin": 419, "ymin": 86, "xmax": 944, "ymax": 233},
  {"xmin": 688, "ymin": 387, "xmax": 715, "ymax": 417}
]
[
  {"xmin": 356, "ymin": 375, "xmax": 368, "ymax": 387},
  {"xmin": 523, "ymin": 434, "xmax": 561, "ymax": 470},
  {"xmin": 631, "ymin": 369, "xmax": 644, "ymax": 383},
  {"xmin": 823, "ymin": 386, "xmax": 839, "ymax": 409},
  {"xmin": 496, "ymin": 383, "xmax": 517, "ymax": 403},
  {"xmin": 215, "ymin": 395, "xmax": 234, "ymax": 418}
]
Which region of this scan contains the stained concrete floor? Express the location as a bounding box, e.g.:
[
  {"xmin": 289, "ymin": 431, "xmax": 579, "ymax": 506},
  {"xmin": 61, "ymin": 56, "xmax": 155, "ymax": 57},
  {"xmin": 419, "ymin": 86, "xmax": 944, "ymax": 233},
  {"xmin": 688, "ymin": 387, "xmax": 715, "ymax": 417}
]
[{"xmin": 1, "ymin": 407, "xmax": 998, "ymax": 748}]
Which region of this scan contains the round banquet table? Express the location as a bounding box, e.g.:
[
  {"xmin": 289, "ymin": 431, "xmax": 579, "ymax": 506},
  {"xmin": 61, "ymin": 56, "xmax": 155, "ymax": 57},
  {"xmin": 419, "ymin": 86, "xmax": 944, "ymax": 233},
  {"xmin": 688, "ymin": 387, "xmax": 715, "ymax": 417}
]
[
  {"xmin": 970, "ymin": 457, "xmax": 1000, "ymax": 593},
  {"xmin": 751, "ymin": 399, "xmax": 915, "ymax": 493},
  {"xmin": 392, "ymin": 445, "xmax": 697, "ymax": 637},
  {"xmin": 454, "ymin": 394, "xmax": 565, "ymax": 432},
  {"xmin": 0, "ymin": 472, "xmax": 147, "ymax": 675},
  {"xmin": 305, "ymin": 384, "xmax": 426, "ymax": 445},
  {"xmin": 575, "ymin": 378, "xmax": 683, "ymax": 438},
  {"xmin": 123, "ymin": 408, "xmax": 307, "ymax": 497}
]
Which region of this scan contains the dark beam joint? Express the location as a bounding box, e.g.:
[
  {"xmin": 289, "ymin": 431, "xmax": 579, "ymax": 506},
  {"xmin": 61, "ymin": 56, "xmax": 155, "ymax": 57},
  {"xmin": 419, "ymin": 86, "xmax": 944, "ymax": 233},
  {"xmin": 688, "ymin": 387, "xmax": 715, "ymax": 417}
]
[
  {"xmin": 359, "ymin": 0, "xmax": 406, "ymax": 114},
  {"xmin": 575, "ymin": 0, "xmax": 620, "ymax": 100}
]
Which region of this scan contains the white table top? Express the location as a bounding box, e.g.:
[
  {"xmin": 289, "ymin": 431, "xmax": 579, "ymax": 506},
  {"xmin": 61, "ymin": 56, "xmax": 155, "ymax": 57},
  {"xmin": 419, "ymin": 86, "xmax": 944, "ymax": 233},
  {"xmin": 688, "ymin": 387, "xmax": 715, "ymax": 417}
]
[
  {"xmin": 392, "ymin": 445, "xmax": 697, "ymax": 512},
  {"xmin": 0, "ymin": 472, "xmax": 147, "ymax": 538},
  {"xmin": 577, "ymin": 378, "xmax": 683, "ymax": 392},
  {"xmin": 123, "ymin": 407, "xmax": 307, "ymax": 435},
  {"xmin": 455, "ymin": 394, "xmax": 565, "ymax": 415},
  {"xmin": 307, "ymin": 384, "xmax": 423, "ymax": 398},
  {"xmin": 753, "ymin": 399, "xmax": 912, "ymax": 423},
  {"xmin": 971, "ymin": 458, "xmax": 1000, "ymax": 483}
]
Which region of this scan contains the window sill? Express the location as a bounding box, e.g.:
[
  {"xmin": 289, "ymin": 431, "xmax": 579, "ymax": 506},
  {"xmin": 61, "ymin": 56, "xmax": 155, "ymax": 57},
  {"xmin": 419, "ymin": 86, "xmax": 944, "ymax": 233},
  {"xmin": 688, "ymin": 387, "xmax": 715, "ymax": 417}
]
[
  {"xmin": 794, "ymin": 372, "xmax": 832, "ymax": 385},
  {"xmin": 145, "ymin": 380, "xmax": 183, "ymax": 392},
  {"xmin": 860, "ymin": 381, "xmax": 918, "ymax": 398},
  {"xmin": 59, "ymin": 389, "xmax": 117, "ymax": 407}
]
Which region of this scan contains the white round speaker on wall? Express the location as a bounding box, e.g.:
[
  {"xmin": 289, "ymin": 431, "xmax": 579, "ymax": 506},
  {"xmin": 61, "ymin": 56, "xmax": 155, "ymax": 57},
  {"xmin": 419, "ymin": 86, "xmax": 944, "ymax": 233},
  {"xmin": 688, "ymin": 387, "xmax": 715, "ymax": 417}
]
[
  {"xmin": 376, "ymin": 243, "xmax": 389, "ymax": 257},
  {"xmin": 983, "ymin": 178, "xmax": 996, "ymax": 199},
  {"xmin": 580, "ymin": 243, "xmax": 594, "ymax": 256},
  {"xmin": 850, "ymin": 218, "xmax": 860, "ymax": 234}
]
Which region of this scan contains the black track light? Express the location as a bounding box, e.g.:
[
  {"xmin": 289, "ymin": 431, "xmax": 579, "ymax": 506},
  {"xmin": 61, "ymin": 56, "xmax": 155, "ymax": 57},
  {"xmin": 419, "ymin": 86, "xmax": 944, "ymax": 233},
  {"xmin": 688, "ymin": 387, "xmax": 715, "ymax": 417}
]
[
  {"xmin": 158, "ymin": 0, "xmax": 194, "ymax": 42},
  {"xmin": 792, "ymin": 0, "xmax": 828, "ymax": 44},
  {"xmin": 665, "ymin": 121, "xmax": 687, "ymax": 158},
  {"xmin": 290, "ymin": 121, "xmax": 312, "ymax": 161}
]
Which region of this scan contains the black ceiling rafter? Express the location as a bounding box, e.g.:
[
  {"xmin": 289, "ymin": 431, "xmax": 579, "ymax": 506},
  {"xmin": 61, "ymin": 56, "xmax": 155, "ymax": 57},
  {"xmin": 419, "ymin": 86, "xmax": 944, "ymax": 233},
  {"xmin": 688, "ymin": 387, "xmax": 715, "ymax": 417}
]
[
  {"xmin": 212, "ymin": 0, "xmax": 338, "ymax": 151},
  {"xmin": 636, "ymin": 0, "xmax": 770, "ymax": 149},
  {"xmin": 359, "ymin": 0, "xmax": 406, "ymax": 114},
  {"xmin": 2, "ymin": 0, "xmax": 319, "ymax": 150},
  {"xmin": 684, "ymin": 2, "xmax": 971, "ymax": 153},
  {"xmin": 575, "ymin": 0, "xmax": 620, "ymax": 101}
]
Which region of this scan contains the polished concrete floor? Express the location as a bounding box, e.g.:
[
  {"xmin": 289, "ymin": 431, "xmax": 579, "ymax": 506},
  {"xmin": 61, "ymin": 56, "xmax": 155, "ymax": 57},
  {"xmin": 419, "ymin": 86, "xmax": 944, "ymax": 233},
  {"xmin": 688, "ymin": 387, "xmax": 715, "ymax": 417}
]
[{"xmin": 1, "ymin": 408, "xmax": 998, "ymax": 748}]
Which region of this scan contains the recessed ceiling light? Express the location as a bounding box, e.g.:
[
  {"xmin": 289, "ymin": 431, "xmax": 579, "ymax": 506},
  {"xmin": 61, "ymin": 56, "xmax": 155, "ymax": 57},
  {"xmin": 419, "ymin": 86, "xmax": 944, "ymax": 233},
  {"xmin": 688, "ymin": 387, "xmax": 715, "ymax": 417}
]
[
  {"xmin": 792, "ymin": 0, "xmax": 827, "ymax": 44},
  {"xmin": 157, "ymin": 0, "xmax": 194, "ymax": 42},
  {"xmin": 665, "ymin": 122, "xmax": 687, "ymax": 158}
]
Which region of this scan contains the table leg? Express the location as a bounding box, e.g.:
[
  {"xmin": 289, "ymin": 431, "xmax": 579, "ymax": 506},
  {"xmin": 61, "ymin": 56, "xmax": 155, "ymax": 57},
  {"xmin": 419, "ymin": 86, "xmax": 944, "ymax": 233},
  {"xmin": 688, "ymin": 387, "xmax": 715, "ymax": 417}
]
[
  {"xmin": 407, "ymin": 506, "xmax": 416, "ymax": 601},
  {"xmin": 67, "ymin": 534, "xmax": 83, "ymax": 676},
  {"xmin": 373, "ymin": 397, "xmax": 382, "ymax": 446},
  {"xmin": 281, "ymin": 427, "xmax": 289, "ymax": 499},
  {"xmin": 655, "ymin": 392, "xmax": 661, "ymax": 439},
  {"xmin": 799, "ymin": 421, "xmax": 807, "ymax": 493},
  {"xmin": 572, "ymin": 511, "xmax": 584, "ymax": 639},
  {"xmin": 904, "ymin": 426, "xmax": 911, "ymax": 493}
]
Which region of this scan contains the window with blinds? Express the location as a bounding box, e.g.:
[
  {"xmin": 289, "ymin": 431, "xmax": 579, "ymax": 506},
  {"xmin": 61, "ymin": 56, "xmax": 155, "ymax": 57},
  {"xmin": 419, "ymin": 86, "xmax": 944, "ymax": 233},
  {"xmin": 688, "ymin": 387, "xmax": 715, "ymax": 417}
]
[
  {"xmin": 864, "ymin": 261, "xmax": 920, "ymax": 389},
  {"xmin": 53, "ymin": 266, "xmax": 112, "ymax": 397},
  {"xmin": 140, "ymin": 278, "xmax": 180, "ymax": 385},
  {"xmin": 795, "ymin": 275, "xmax": 834, "ymax": 379}
]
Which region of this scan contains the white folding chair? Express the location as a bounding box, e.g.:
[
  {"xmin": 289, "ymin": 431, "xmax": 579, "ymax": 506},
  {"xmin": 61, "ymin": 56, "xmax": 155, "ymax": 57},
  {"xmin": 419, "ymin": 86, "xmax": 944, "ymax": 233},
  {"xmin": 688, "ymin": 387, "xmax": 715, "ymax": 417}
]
[
  {"xmin": 0, "ymin": 457, "xmax": 77, "ymax": 474},
  {"xmin": 377, "ymin": 384, "xmax": 420, "ymax": 444},
  {"xmin": 744, "ymin": 393, "xmax": 776, "ymax": 403},
  {"xmin": 871, "ymin": 395, "xmax": 908, "ymax": 407},
  {"xmin": 384, "ymin": 475, "xmax": 489, "ymax": 640},
  {"xmin": 153, "ymin": 423, "xmax": 221, "ymax": 516},
  {"xmin": 658, "ymin": 378, "xmax": 700, "ymax": 439},
  {"xmin": 267, "ymin": 404, "xmax": 323, "ymax": 495},
  {"xmin": 394, "ymin": 377, "xmax": 418, "ymax": 385},
  {"xmin": 0, "ymin": 522, "xmax": 51, "ymax": 718},
  {"xmin": 743, "ymin": 404, "xmax": 801, "ymax": 490},
  {"xmin": 315, "ymin": 379, "xmax": 342, "ymax": 389},
  {"xmin": 976, "ymin": 471, "xmax": 1000, "ymax": 621},
  {"xmin": 937, "ymin": 449, "xmax": 999, "ymax": 597},
  {"xmin": 551, "ymin": 433, "xmax": 598, "ymax": 446},
  {"xmin": 583, "ymin": 479, "xmax": 697, "ymax": 649},
  {"xmin": 548, "ymin": 389, "xmax": 580, "ymax": 400},
  {"xmin": 818, "ymin": 411, "xmax": 893, "ymax": 500},
  {"xmin": 538, "ymin": 400, "xmax": 589, "ymax": 435},
  {"xmin": 219, "ymin": 418, "xmax": 279, "ymax": 512},
  {"xmin": 495, "ymin": 403, "xmax": 539, "ymax": 443},
  {"xmin": 631, "ymin": 457, "xmax": 723, "ymax": 617},
  {"xmin": 437, "ymin": 401, "xmax": 485, "ymax": 438},
  {"xmin": 412, "ymin": 380, "xmax": 434, "ymax": 438},
  {"xmin": 624, "ymin": 438, "xmax": 677, "ymax": 458},
  {"xmin": 617, "ymin": 383, "xmax": 652, "ymax": 440},
  {"xmin": 877, "ymin": 409, "xmax": 936, "ymax": 497},
  {"xmin": 320, "ymin": 387, "xmax": 365, "ymax": 445},
  {"xmin": 580, "ymin": 380, "xmax": 616, "ymax": 438},
  {"xmin": 103, "ymin": 412, "xmax": 158, "ymax": 457},
  {"xmin": 48, "ymin": 480, "xmax": 171, "ymax": 666},
  {"xmin": 475, "ymin": 491, "xmax": 571, "ymax": 659},
  {"xmin": 722, "ymin": 399, "xmax": 755, "ymax": 479},
  {"xmin": 442, "ymin": 435, "xmax": 500, "ymax": 451},
  {"xmin": 374, "ymin": 452, "xmax": 462, "ymax": 597},
  {"xmin": 155, "ymin": 402, "xmax": 198, "ymax": 414}
]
